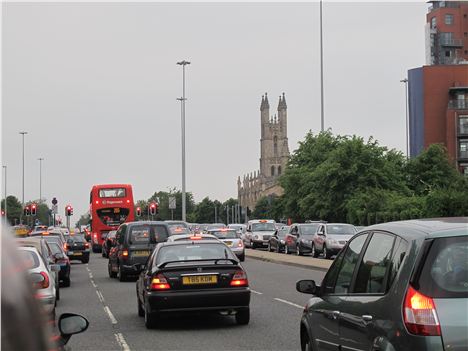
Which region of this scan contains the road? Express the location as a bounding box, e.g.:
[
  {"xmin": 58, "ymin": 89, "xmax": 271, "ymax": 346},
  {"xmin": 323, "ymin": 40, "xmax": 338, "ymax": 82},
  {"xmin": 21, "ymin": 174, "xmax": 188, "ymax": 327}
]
[{"xmin": 57, "ymin": 252, "xmax": 326, "ymax": 351}]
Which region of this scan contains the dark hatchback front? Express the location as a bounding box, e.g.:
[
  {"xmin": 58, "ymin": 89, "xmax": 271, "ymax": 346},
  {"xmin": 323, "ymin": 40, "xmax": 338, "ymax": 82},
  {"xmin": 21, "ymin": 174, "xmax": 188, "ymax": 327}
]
[
  {"xmin": 297, "ymin": 218, "xmax": 468, "ymax": 351},
  {"xmin": 136, "ymin": 240, "xmax": 251, "ymax": 329},
  {"xmin": 108, "ymin": 221, "xmax": 170, "ymax": 281},
  {"xmin": 66, "ymin": 234, "xmax": 90, "ymax": 263}
]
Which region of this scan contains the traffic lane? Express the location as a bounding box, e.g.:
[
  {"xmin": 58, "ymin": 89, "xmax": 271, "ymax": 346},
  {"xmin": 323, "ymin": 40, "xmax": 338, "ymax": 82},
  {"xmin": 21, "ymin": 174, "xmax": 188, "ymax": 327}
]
[
  {"xmin": 89, "ymin": 254, "xmax": 303, "ymax": 350},
  {"xmin": 242, "ymin": 256, "xmax": 326, "ymax": 306},
  {"xmin": 55, "ymin": 261, "xmax": 122, "ymax": 350}
]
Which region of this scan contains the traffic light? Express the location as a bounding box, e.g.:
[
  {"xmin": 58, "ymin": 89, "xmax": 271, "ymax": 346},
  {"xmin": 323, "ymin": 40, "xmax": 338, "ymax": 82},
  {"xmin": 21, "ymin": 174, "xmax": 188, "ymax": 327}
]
[
  {"xmin": 136, "ymin": 207, "xmax": 141, "ymax": 217},
  {"xmin": 149, "ymin": 202, "xmax": 158, "ymax": 216},
  {"xmin": 31, "ymin": 203, "xmax": 37, "ymax": 216},
  {"xmin": 24, "ymin": 205, "xmax": 30, "ymax": 216},
  {"xmin": 65, "ymin": 205, "xmax": 73, "ymax": 217}
]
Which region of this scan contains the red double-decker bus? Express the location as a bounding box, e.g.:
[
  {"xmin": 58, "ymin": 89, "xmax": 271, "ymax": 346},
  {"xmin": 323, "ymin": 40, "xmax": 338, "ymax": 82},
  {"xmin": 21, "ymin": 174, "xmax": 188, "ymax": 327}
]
[{"xmin": 89, "ymin": 184, "xmax": 135, "ymax": 252}]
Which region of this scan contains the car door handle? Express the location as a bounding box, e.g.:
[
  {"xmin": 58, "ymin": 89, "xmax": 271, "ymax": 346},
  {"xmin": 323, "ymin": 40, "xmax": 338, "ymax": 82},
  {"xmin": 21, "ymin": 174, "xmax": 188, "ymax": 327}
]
[{"xmin": 362, "ymin": 315, "xmax": 373, "ymax": 322}]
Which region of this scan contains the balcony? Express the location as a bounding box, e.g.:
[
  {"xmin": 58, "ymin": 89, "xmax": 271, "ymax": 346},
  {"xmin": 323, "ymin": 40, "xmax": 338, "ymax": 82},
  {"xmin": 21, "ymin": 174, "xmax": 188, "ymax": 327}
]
[
  {"xmin": 440, "ymin": 38, "xmax": 464, "ymax": 47},
  {"xmin": 449, "ymin": 99, "xmax": 468, "ymax": 110}
]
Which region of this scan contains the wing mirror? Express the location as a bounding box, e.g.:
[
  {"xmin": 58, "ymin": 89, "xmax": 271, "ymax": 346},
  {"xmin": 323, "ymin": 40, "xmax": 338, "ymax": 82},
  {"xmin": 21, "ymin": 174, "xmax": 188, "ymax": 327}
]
[
  {"xmin": 58, "ymin": 313, "xmax": 89, "ymax": 345},
  {"xmin": 296, "ymin": 280, "xmax": 320, "ymax": 295},
  {"xmin": 50, "ymin": 264, "xmax": 61, "ymax": 272}
]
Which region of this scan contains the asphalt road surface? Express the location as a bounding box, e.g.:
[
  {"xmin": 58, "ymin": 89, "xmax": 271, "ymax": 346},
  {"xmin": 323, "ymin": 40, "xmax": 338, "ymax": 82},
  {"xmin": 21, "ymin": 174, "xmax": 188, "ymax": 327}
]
[{"xmin": 57, "ymin": 252, "xmax": 326, "ymax": 351}]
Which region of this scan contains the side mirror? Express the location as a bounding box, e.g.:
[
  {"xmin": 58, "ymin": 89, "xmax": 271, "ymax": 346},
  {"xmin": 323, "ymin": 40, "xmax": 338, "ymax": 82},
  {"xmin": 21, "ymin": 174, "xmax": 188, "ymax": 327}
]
[
  {"xmin": 54, "ymin": 253, "xmax": 65, "ymax": 260},
  {"xmin": 116, "ymin": 234, "xmax": 124, "ymax": 245},
  {"xmin": 296, "ymin": 280, "xmax": 320, "ymax": 295},
  {"xmin": 50, "ymin": 264, "xmax": 61, "ymax": 272},
  {"xmin": 58, "ymin": 313, "xmax": 89, "ymax": 345}
]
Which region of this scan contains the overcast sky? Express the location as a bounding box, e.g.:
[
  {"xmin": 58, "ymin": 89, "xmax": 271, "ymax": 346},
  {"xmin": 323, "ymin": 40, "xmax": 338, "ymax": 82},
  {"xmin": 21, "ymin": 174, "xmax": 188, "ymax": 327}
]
[{"xmin": 2, "ymin": 1, "xmax": 428, "ymax": 220}]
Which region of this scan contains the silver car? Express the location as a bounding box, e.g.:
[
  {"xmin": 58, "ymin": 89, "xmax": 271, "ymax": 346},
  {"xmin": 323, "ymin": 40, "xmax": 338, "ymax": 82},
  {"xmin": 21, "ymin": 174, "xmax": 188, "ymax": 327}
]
[
  {"xmin": 206, "ymin": 228, "xmax": 245, "ymax": 261},
  {"xmin": 17, "ymin": 246, "xmax": 60, "ymax": 316},
  {"xmin": 311, "ymin": 223, "xmax": 357, "ymax": 259}
]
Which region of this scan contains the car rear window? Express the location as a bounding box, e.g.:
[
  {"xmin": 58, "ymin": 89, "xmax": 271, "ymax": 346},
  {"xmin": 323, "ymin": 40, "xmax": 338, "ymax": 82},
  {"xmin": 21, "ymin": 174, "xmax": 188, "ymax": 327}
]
[
  {"xmin": 157, "ymin": 243, "xmax": 237, "ymax": 264},
  {"xmin": 18, "ymin": 249, "xmax": 40, "ymax": 269},
  {"xmin": 300, "ymin": 224, "xmax": 319, "ymax": 235},
  {"xmin": 168, "ymin": 225, "xmax": 191, "ymax": 235},
  {"xmin": 418, "ymin": 236, "xmax": 468, "ymax": 298},
  {"xmin": 210, "ymin": 230, "xmax": 238, "ymax": 239},
  {"xmin": 71, "ymin": 235, "xmax": 86, "ymax": 243},
  {"xmin": 48, "ymin": 243, "xmax": 62, "ymax": 255},
  {"xmin": 327, "ymin": 224, "xmax": 356, "ymax": 235},
  {"xmin": 129, "ymin": 225, "xmax": 168, "ymax": 244}
]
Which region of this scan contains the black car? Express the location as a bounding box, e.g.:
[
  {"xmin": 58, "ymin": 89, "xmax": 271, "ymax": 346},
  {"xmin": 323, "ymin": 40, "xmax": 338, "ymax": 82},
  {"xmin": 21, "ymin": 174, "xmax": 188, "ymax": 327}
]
[
  {"xmin": 136, "ymin": 239, "xmax": 251, "ymax": 329},
  {"xmin": 108, "ymin": 221, "xmax": 171, "ymax": 281},
  {"xmin": 65, "ymin": 234, "xmax": 90, "ymax": 263},
  {"xmin": 102, "ymin": 230, "xmax": 117, "ymax": 258},
  {"xmin": 47, "ymin": 241, "xmax": 71, "ymax": 288},
  {"xmin": 267, "ymin": 225, "xmax": 290, "ymax": 253},
  {"xmin": 284, "ymin": 223, "xmax": 322, "ymax": 256}
]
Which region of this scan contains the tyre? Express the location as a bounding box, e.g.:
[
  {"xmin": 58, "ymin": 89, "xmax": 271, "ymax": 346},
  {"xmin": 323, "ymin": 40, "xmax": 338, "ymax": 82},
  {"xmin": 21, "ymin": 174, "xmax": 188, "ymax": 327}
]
[
  {"xmin": 296, "ymin": 245, "xmax": 303, "ymax": 256},
  {"xmin": 235, "ymin": 308, "xmax": 250, "ymax": 325},
  {"xmin": 56, "ymin": 285, "xmax": 60, "ymax": 301},
  {"xmin": 323, "ymin": 245, "xmax": 331, "ymax": 259},
  {"xmin": 102, "ymin": 251, "xmax": 106, "ymax": 258},
  {"xmin": 144, "ymin": 304, "xmax": 158, "ymax": 329},
  {"xmin": 62, "ymin": 276, "xmax": 70, "ymax": 287},
  {"xmin": 118, "ymin": 264, "xmax": 126, "ymax": 282},
  {"xmin": 137, "ymin": 297, "xmax": 144, "ymax": 317},
  {"xmin": 108, "ymin": 262, "xmax": 117, "ymax": 278},
  {"xmin": 285, "ymin": 245, "xmax": 290, "ymax": 255},
  {"xmin": 301, "ymin": 329, "xmax": 315, "ymax": 351},
  {"xmin": 238, "ymin": 253, "xmax": 245, "ymax": 262},
  {"xmin": 82, "ymin": 257, "xmax": 89, "ymax": 264},
  {"xmin": 276, "ymin": 244, "xmax": 280, "ymax": 253},
  {"xmin": 311, "ymin": 244, "xmax": 319, "ymax": 258},
  {"xmin": 267, "ymin": 243, "xmax": 272, "ymax": 252}
]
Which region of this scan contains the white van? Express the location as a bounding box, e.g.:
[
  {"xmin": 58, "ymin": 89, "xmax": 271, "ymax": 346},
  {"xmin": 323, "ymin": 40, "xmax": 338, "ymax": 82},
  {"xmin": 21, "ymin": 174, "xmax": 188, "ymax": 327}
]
[{"xmin": 246, "ymin": 219, "xmax": 276, "ymax": 249}]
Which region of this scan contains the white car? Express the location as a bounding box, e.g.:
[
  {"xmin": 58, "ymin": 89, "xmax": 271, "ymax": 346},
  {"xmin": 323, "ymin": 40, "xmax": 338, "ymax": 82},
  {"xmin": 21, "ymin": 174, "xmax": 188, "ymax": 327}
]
[
  {"xmin": 207, "ymin": 228, "xmax": 245, "ymax": 261},
  {"xmin": 246, "ymin": 219, "xmax": 276, "ymax": 249},
  {"xmin": 17, "ymin": 246, "xmax": 60, "ymax": 316}
]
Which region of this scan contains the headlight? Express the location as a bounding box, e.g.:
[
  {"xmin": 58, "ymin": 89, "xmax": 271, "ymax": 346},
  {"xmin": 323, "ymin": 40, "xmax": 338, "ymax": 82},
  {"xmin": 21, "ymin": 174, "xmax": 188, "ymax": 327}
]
[
  {"xmin": 327, "ymin": 239, "xmax": 338, "ymax": 245},
  {"xmin": 280, "ymin": 240, "xmax": 285, "ymax": 244},
  {"xmin": 255, "ymin": 234, "xmax": 261, "ymax": 240}
]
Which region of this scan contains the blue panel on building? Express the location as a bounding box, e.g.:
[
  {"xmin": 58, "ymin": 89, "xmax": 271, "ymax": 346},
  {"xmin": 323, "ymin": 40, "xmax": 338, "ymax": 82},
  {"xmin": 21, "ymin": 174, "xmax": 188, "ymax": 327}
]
[{"xmin": 408, "ymin": 67, "xmax": 424, "ymax": 158}]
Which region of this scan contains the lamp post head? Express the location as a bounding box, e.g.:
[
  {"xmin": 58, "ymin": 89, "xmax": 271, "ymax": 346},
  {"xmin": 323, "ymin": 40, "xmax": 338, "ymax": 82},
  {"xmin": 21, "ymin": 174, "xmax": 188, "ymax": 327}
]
[
  {"xmin": 19, "ymin": 131, "xmax": 28, "ymax": 135},
  {"xmin": 400, "ymin": 78, "xmax": 408, "ymax": 83},
  {"xmin": 177, "ymin": 60, "xmax": 191, "ymax": 66}
]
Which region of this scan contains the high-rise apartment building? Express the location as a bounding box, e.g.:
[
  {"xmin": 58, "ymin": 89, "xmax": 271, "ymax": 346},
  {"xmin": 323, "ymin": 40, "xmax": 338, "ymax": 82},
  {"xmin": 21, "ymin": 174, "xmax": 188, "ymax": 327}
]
[{"xmin": 426, "ymin": 1, "xmax": 468, "ymax": 65}]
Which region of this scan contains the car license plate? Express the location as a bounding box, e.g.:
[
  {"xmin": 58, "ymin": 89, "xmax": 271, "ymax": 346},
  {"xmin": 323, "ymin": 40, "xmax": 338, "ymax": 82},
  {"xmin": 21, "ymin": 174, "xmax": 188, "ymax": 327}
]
[
  {"xmin": 132, "ymin": 250, "xmax": 150, "ymax": 257},
  {"xmin": 182, "ymin": 275, "xmax": 218, "ymax": 285},
  {"xmin": 68, "ymin": 251, "xmax": 74, "ymax": 255},
  {"xmin": 74, "ymin": 252, "xmax": 82, "ymax": 256},
  {"xmin": 225, "ymin": 241, "xmax": 233, "ymax": 247}
]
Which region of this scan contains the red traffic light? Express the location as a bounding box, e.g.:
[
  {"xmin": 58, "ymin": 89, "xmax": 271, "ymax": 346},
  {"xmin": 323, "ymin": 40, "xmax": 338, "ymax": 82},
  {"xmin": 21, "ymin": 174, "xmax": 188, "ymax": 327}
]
[
  {"xmin": 136, "ymin": 207, "xmax": 141, "ymax": 217},
  {"xmin": 65, "ymin": 205, "xmax": 73, "ymax": 216},
  {"xmin": 31, "ymin": 203, "xmax": 37, "ymax": 216},
  {"xmin": 149, "ymin": 202, "xmax": 158, "ymax": 215}
]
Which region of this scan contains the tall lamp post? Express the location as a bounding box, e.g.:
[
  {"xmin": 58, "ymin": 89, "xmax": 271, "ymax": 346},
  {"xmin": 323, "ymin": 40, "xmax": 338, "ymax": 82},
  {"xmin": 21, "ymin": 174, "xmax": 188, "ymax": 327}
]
[
  {"xmin": 320, "ymin": 0, "xmax": 325, "ymax": 132},
  {"xmin": 2, "ymin": 165, "xmax": 6, "ymax": 224},
  {"xmin": 19, "ymin": 131, "xmax": 28, "ymax": 223},
  {"xmin": 400, "ymin": 78, "xmax": 409, "ymax": 158},
  {"xmin": 177, "ymin": 60, "xmax": 190, "ymax": 222},
  {"xmin": 38, "ymin": 158, "xmax": 44, "ymax": 202}
]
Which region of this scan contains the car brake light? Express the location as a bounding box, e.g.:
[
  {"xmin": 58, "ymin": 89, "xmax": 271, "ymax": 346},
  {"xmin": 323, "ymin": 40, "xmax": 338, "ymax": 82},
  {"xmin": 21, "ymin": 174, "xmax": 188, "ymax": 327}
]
[
  {"xmin": 151, "ymin": 274, "xmax": 170, "ymax": 290},
  {"xmin": 85, "ymin": 242, "xmax": 90, "ymax": 248},
  {"xmin": 238, "ymin": 241, "xmax": 243, "ymax": 248},
  {"xmin": 190, "ymin": 236, "xmax": 202, "ymax": 240},
  {"xmin": 122, "ymin": 250, "xmax": 129, "ymax": 257},
  {"xmin": 230, "ymin": 270, "xmax": 248, "ymax": 287},
  {"xmin": 403, "ymin": 285, "xmax": 441, "ymax": 336},
  {"xmin": 63, "ymin": 243, "xmax": 68, "ymax": 251},
  {"xmin": 32, "ymin": 271, "xmax": 50, "ymax": 289}
]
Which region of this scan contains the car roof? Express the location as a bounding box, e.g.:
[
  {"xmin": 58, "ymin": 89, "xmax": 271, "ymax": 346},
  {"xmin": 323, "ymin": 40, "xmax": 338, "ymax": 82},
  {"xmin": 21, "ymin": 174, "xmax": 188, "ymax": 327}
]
[
  {"xmin": 167, "ymin": 234, "xmax": 219, "ymax": 241},
  {"xmin": 125, "ymin": 221, "xmax": 170, "ymax": 227},
  {"xmin": 364, "ymin": 217, "xmax": 468, "ymax": 240},
  {"xmin": 159, "ymin": 239, "xmax": 228, "ymax": 248},
  {"xmin": 248, "ymin": 219, "xmax": 275, "ymax": 223}
]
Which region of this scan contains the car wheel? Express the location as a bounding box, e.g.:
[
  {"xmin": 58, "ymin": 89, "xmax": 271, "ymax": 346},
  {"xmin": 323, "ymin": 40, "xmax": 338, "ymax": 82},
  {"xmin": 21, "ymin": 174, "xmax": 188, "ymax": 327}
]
[
  {"xmin": 285, "ymin": 245, "xmax": 290, "ymax": 255},
  {"xmin": 238, "ymin": 253, "xmax": 245, "ymax": 262},
  {"xmin": 108, "ymin": 262, "xmax": 117, "ymax": 278},
  {"xmin": 62, "ymin": 276, "xmax": 70, "ymax": 288},
  {"xmin": 82, "ymin": 257, "xmax": 89, "ymax": 264},
  {"xmin": 235, "ymin": 308, "xmax": 250, "ymax": 325},
  {"xmin": 102, "ymin": 250, "xmax": 105, "ymax": 257},
  {"xmin": 301, "ymin": 329, "xmax": 315, "ymax": 351},
  {"xmin": 118, "ymin": 264, "xmax": 126, "ymax": 282},
  {"xmin": 311, "ymin": 244, "xmax": 319, "ymax": 258},
  {"xmin": 296, "ymin": 245, "xmax": 303, "ymax": 256},
  {"xmin": 275, "ymin": 244, "xmax": 280, "ymax": 253},
  {"xmin": 323, "ymin": 245, "xmax": 331, "ymax": 259},
  {"xmin": 137, "ymin": 297, "xmax": 144, "ymax": 317},
  {"xmin": 267, "ymin": 243, "xmax": 271, "ymax": 252},
  {"xmin": 144, "ymin": 304, "xmax": 158, "ymax": 329},
  {"xmin": 56, "ymin": 285, "xmax": 60, "ymax": 301}
]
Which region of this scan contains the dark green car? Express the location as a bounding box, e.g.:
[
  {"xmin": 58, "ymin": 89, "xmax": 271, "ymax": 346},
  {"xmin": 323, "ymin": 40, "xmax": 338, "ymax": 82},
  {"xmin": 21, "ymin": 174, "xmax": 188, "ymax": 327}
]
[{"xmin": 297, "ymin": 217, "xmax": 468, "ymax": 351}]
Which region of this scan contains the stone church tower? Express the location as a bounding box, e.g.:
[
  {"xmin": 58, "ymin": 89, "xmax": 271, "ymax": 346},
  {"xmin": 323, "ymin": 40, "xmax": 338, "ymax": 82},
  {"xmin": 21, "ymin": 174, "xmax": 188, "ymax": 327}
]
[{"xmin": 238, "ymin": 93, "xmax": 290, "ymax": 211}]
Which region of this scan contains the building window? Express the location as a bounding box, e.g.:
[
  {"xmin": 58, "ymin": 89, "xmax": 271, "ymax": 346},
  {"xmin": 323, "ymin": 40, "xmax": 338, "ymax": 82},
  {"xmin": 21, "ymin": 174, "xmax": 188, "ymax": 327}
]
[
  {"xmin": 431, "ymin": 16, "xmax": 437, "ymax": 29},
  {"xmin": 271, "ymin": 166, "xmax": 275, "ymax": 176},
  {"xmin": 459, "ymin": 140, "xmax": 468, "ymax": 159},
  {"xmin": 273, "ymin": 136, "xmax": 278, "ymax": 156},
  {"xmin": 460, "ymin": 116, "xmax": 468, "ymax": 134},
  {"xmin": 278, "ymin": 166, "xmax": 282, "ymax": 175},
  {"xmin": 445, "ymin": 14, "xmax": 454, "ymax": 25},
  {"xmin": 445, "ymin": 50, "xmax": 451, "ymax": 57}
]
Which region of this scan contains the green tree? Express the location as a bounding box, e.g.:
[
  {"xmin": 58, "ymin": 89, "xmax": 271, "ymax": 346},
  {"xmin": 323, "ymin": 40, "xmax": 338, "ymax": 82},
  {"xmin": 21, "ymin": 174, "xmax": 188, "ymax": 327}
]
[
  {"xmin": 75, "ymin": 212, "xmax": 91, "ymax": 228},
  {"xmin": 1, "ymin": 195, "xmax": 22, "ymax": 226},
  {"xmin": 193, "ymin": 197, "xmax": 216, "ymax": 223}
]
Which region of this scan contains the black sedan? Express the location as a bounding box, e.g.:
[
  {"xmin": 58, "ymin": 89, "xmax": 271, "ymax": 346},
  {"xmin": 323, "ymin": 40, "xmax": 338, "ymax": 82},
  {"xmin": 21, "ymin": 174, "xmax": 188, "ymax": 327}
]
[
  {"xmin": 136, "ymin": 239, "xmax": 251, "ymax": 329},
  {"xmin": 66, "ymin": 234, "xmax": 90, "ymax": 263},
  {"xmin": 267, "ymin": 225, "xmax": 290, "ymax": 253}
]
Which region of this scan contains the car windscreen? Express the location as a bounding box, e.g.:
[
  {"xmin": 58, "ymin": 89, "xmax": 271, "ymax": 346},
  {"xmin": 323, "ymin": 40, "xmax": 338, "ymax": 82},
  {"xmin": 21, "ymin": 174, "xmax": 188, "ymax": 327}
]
[
  {"xmin": 129, "ymin": 225, "xmax": 169, "ymax": 244},
  {"xmin": 48, "ymin": 243, "xmax": 62, "ymax": 255},
  {"xmin": 168, "ymin": 225, "xmax": 191, "ymax": 235},
  {"xmin": 300, "ymin": 224, "xmax": 320, "ymax": 235},
  {"xmin": 210, "ymin": 230, "xmax": 238, "ymax": 239},
  {"xmin": 418, "ymin": 236, "xmax": 468, "ymax": 298},
  {"xmin": 327, "ymin": 224, "xmax": 356, "ymax": 235},
  {"xmin": 18, "ymin": 249, "xmax": 40, "ymax": 269},
  {"xmin": 278, "ymin": 227, "xmax": 290, "ymax": 237},
  {"xmin": 252, "ymin": 223, "xmax": 276, "ymax": 231},
  {"xmin": 157, "ymin": 243, "xmax": 237, "ymax": 264}
]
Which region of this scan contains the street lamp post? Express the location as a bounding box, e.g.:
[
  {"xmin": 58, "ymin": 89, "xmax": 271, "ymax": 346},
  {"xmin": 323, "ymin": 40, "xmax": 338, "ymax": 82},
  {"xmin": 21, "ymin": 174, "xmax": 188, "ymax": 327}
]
[
  {"xmin": 400, "ymin": 78, "xmax": 409, "ymax": 158},
  {"xmin": 2, "ymin": 165, "xmax": 6, "ymax": 224},
  {"xmin": 320, "ymin": 0, "xmax": 325, "ymax": 132},
  {"xmin": 19, "ymin": 131, "xmax": 28, "ymax": 224},
  {"xmin": 38, "ymin": 158, "xmax": 44, "ymax": 202},
  {"xmin": 177, "ymin": 60, "xmax": 190, "ymax": 222}
]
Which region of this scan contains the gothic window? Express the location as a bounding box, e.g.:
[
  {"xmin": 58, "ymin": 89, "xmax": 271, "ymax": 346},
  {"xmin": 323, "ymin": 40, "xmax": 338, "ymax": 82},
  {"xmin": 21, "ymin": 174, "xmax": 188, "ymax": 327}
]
[
  {"xmin": 271, "ymin": 166, "xmax": 275, "ymax": 176},
  {"xmin": 278, "ymin": 166, "xmax": 282, "ymax": 175},
  {"xmin": 274, "ymin": 136, "xmax": 278, "ymax": 156}
]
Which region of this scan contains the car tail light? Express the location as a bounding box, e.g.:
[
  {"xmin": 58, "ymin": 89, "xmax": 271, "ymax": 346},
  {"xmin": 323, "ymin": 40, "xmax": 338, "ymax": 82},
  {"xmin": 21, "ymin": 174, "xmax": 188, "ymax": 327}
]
[
  {"xmin": 122, "ymin": 250, "xmax": 129, "ymax": 257},
  {"xmin": 190, "ymin": 236, "xmax": 202, "ymax": 240},
  {"xmin": 85, "ymin": 242, "xmax": 90, "ymax": 248},
  {"xmin": 32, "ymin": 271, "xmax": 50, "ymax": 289},
  {"xmin": 230, "ymin": 270, "xmax": 248, "ymax": 287},
  {"xmin": 237, "ymin": 241, "xmax": 244, "ymax": 248},
  {"xmin": 403, "ymin": 285, "xmax": 441, "ymax": 336},
  {"xmin": 151, "ymin": 274, "xmax": 170, "ymax": 290},
  {"xmin": 63, "ymin": 243, "xmax": 69, "ymax": 251}
]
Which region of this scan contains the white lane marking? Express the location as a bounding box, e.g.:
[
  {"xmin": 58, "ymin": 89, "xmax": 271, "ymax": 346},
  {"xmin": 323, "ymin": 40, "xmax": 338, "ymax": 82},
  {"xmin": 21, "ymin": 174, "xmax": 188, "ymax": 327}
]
[
  {"xmin": 90, "ymin": 280, "xmax": 97, "ymax": 288},
  {"xmin": 274, "ymin": 298, "xmax": 304, "ymax": 310},
  {"xmin": 115, "ymin": 333, "xmax": 131, "ymax": 351},
  {"xmin": 89, "ymin": 273, "xmax": 94, "ymax": 279},
  {"xmin": 250, "ymin": 289, "xmax": 263, "ymax": 295},
  {"xmin": 104, "ymin": 306, "xmax": 118, "ymax": 324},
  {"xmin": 86, "ymin": 267, "xmax": 90, "ymax": 272},
  {"xmin": 96, "ymin": 290, "xmax": 105, "ymax": 303}
]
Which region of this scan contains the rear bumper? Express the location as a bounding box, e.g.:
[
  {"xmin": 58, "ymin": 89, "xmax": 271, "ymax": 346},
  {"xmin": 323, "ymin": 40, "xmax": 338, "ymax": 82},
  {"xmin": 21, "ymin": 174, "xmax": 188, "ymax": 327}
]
[
  {"xmin": 68, "ymin": 251, "xmax": 90, "ymax": 260},
  {"xmin": 146, "ymin": 287, "xmax": 251, "ymax": 313}
]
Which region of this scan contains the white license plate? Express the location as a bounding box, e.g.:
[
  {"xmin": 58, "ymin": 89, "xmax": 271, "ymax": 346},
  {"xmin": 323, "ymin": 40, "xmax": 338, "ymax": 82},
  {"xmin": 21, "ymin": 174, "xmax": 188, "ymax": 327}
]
[{"xmin": 68, "ymin": 251, "xmax": 74, "ymax": 255}]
